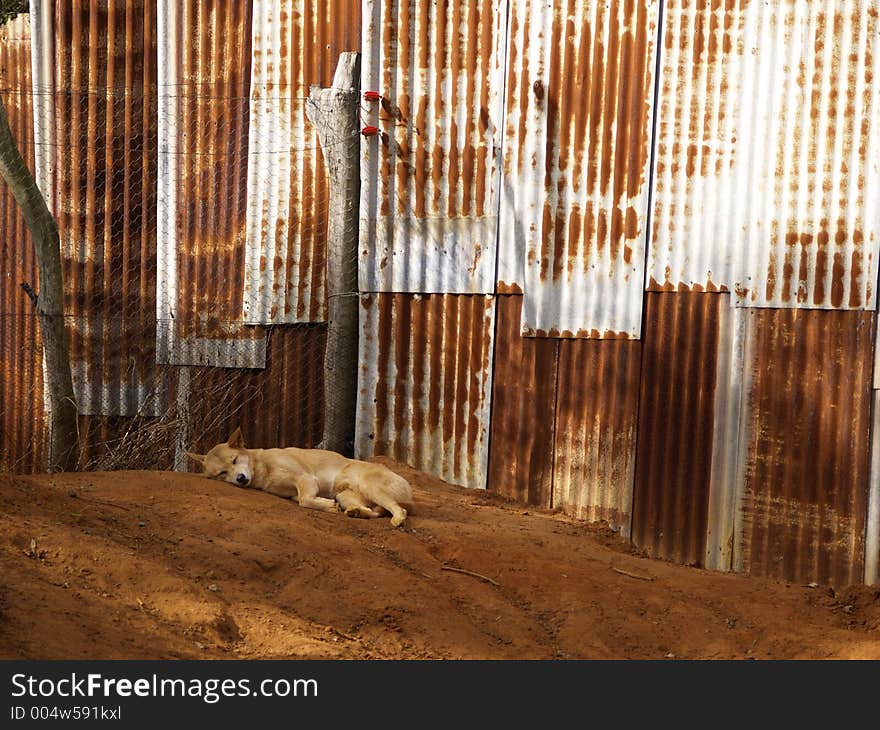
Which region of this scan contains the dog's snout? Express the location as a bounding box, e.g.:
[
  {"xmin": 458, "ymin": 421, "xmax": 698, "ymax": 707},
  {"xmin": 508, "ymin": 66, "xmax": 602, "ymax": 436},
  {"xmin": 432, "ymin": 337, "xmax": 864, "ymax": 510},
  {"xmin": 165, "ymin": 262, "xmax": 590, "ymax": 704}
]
[{"xmin": 236, "ymin": 473, "xmax": 249, "ymax": 485}]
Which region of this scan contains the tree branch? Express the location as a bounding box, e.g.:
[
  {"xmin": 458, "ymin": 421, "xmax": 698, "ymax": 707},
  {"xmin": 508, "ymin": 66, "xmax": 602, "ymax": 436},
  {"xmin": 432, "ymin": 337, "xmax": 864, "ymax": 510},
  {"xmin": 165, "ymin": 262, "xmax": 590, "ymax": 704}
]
[{"xmin": 20, "ymin": 280, "xmax": 37, "ymax": 306}]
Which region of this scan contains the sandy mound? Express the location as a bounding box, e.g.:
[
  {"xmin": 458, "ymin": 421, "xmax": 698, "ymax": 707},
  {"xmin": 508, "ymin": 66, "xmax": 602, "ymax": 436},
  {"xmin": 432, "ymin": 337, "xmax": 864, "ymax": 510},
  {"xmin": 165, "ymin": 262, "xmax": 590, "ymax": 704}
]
[{"xmin": 2, "ymin": 459, "xmax": 879, "ymax": 659}]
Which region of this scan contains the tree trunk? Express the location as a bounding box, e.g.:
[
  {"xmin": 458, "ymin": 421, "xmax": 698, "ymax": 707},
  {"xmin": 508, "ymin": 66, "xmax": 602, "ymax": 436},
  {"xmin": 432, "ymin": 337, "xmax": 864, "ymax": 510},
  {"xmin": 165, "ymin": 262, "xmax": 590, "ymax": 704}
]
[
  {"xmin": 0, "ymin": 91, "xmax": 78, "ymax": 471},
  {"xmin": 306, "ymin": 53, "xmax": 361, "ymax": 457}
]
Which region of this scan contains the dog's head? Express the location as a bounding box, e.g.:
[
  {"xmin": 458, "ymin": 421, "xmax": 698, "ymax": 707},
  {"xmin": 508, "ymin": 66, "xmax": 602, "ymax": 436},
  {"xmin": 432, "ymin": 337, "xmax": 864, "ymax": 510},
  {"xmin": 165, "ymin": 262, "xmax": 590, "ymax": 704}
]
[{"xmin": 187, "ymin": 427, "xmax": 254, "ymax": 488}]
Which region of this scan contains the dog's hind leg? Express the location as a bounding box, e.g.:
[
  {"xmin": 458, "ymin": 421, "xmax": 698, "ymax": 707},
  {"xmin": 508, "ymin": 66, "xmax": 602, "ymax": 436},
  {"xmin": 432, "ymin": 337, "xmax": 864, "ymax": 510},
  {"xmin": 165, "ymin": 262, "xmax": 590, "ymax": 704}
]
[
  {"xmin": 294, "ymin": 475, "xmax": 338, "ymax": 513},
  {"xmin": 335, "ymin": 489, "xmax": 383, "ymax": 519},
  {"xmin": 373, "ymin": 495, "xmax": 408, "ymax": 528}
]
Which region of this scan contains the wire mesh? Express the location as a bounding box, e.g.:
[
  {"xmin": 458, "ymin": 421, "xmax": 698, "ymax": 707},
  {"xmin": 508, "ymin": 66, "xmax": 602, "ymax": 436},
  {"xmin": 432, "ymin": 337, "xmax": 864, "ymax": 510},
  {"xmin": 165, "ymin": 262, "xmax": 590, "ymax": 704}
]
[{"xmin": 0, "ymin": 7, "xmax": 360, "ymax": 473}]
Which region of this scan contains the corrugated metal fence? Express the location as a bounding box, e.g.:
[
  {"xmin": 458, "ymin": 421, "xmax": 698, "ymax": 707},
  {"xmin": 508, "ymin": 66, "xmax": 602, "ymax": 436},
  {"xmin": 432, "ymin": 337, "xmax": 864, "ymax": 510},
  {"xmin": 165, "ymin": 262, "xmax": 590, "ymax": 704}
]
[
  {"xmin": 2, "ymin": 0, "xmax": 880, "ymax": 587},
  {"xmin": 355, "ymin": 0, "xmax": 880, "ymax": 587}
]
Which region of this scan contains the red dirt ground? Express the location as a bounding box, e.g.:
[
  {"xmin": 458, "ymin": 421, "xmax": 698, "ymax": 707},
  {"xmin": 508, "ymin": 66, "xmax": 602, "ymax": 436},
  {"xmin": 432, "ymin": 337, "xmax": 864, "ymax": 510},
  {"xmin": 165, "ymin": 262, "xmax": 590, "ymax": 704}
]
[{"xmin": 2, "ymin": 459, "xmax": 879, "ymax": 660}]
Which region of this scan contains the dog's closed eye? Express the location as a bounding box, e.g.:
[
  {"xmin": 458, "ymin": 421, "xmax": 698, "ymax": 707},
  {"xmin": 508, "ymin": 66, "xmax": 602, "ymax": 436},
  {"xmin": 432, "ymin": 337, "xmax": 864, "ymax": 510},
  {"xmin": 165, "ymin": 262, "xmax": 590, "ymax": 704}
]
[{"xmin": 232, "ymin": 456, "xmax": 238, "ymax": 465}]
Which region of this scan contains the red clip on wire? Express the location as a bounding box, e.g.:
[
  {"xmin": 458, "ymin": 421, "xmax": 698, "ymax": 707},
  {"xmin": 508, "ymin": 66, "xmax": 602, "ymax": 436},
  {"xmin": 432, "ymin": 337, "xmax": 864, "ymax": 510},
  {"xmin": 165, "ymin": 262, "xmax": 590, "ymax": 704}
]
[
  {"xmin": 361, "ymin": 125, "xmax": 380, "ymax": 137},
  {"xmin": 363, "ymin": 90, "xmax": 382, "ymax": 102}
]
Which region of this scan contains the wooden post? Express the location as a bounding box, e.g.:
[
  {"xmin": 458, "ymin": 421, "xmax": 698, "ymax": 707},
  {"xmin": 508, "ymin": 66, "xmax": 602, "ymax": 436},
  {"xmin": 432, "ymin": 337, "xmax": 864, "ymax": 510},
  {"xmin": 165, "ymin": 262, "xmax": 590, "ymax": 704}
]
[{"xmin": 306, "ymin": 53, "xmax": 361, "ymax": 456}]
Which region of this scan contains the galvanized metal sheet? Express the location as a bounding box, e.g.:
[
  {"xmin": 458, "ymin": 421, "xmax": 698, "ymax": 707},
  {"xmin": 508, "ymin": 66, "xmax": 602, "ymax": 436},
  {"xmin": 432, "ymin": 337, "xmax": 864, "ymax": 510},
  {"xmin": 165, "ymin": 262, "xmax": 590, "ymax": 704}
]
[
  {"xmin": 356, "ymin": 293, "xmax": 495, "ymax": 489},
  {"xmin": 156, "ymin": 0, "xmax": 267, "ymax": 368},
  {"xmin": 0, "ymin": 14, "xmax": 46, "ymax": 472},
  {"xmin": 487, "ymin": 295, "xmax": 558, "ymax": 507},
  {"xmin": 736, "ymin": 308, "xmax": 873, "ymax": 587},
  {"xmin": 500, "ymin": 0, "xmax": 661, "ymax": 338},
  {"xmin": 632, "ymin": 292, "xmax": 725, "ymax": 567},
  {"xmin": 704, "ymin": 304, "xmax": 748, "ymax": 572},
  {"xmin": 242, "ymin": 0, "xmax": 360, "ymax": 324},
  {"xmin": 553, "ymin": 337, "xmax": 642, "ymax": 536},
  {"xmin": 359, "ymin": 0, "xmax": 507, "ymax": 294},
  {"xmin": 649, "ymin": 0, "xmax": 880, "ymax": 310}
]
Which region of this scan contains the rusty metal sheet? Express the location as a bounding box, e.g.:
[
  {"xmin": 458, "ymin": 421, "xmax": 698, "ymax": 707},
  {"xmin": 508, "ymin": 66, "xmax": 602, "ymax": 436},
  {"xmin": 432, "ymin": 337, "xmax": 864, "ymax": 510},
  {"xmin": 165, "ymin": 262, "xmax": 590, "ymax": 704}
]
[
  {"xmin": 737, "ymin": 308, "xmax": 874, "ymax": 587},
  {"xmin": 649, "ymin": 1, "xmax": 880, "ymax": 310},
  {"xmin": 0, "ymin": 14, "xmax": 46, "ymax": 472},
  {"xmin": 29, "ymin": 0, "xmax": 166, "ymax": 416},
  {"xmin": 553, "ymin": 337, "xmax": 642, "ymax": 536},
  {"xmin": 632, "ymin": 292, "xmax": 725, "ymax": 567},
  {"xmin": 356, "ymin": 293, "xmax": 496, "ymax": 489},
  {"xmin": 487, "ymin": 295, "xmax": 558, "ymax": 507},
  {"xmin": 359, "ymin": 0, "xmax": 507, "ymax": 294},
  {"xmin": 242, "ymin": 0, "xmax": 360, "ymax": 325},
  {"xmin": 500, "ymin": 0, "xmax": 661, "ymax": 337},
  {"xmin": 157, "ymin": 0, "xmax": 267, "ymax": 368},
  {"xmin": 186, "ymin": 325, "xmax": 327, "ymax": 451}
]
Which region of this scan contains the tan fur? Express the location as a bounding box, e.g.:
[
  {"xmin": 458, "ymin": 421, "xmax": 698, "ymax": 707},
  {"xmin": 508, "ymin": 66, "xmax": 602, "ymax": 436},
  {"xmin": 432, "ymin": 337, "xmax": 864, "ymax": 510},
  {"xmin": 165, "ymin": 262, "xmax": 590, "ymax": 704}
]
[{"xmin": 187, "ymin": 428, "xmax": 413, "ymax": 527}]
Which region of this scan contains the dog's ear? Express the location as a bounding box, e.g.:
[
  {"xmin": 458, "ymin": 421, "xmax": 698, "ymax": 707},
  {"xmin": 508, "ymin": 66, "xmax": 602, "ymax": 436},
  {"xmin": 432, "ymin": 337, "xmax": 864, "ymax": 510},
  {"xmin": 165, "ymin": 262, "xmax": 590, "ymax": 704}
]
[
  {"xmin": 227, "ymin": 426, "xmax": 245, "ymax": 449},
  {"xmin": 186, "ymin": 451, "xmax": 206, "ymax": 466}
]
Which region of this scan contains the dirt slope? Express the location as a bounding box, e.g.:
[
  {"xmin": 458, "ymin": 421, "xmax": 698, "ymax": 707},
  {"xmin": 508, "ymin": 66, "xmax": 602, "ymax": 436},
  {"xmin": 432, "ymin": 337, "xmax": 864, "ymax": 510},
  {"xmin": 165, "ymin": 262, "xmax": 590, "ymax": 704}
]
[{"xmin": 1, "ymin": 460, "xmax": 879, "ymax": 660}]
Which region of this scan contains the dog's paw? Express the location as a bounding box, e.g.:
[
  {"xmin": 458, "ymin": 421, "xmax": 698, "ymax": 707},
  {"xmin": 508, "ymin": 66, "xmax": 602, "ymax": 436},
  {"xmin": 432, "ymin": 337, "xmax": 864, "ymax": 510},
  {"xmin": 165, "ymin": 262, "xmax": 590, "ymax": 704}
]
[{"xmin": 390, "ymin": 511, "xmax": 407, "ymax": 528}]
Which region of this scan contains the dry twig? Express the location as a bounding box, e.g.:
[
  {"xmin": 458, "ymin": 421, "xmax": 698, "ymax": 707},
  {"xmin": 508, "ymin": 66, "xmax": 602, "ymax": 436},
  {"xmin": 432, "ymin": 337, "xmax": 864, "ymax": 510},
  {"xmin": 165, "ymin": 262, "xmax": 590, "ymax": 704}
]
[
  {"xmin": 611, "ymin": 566, "xmax": 655, "ymax": 582},
  {"xmin": 441, "ymin": 565, "xmax": 500, "ymax": 587}
]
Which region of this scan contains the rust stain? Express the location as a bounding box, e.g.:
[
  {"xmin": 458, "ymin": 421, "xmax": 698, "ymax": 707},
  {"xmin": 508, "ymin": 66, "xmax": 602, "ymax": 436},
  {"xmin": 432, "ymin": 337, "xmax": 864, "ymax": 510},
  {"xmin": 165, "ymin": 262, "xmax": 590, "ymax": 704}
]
[
  {"xmin": 496, "ymin": 281, "xmax": 524, "ymax": 294},
  {"xmin": 648, "ymin": 275, "xmax": 675, "ymax": 292},
  {"xmin": 526, "ymin": 326, "xmax": 634, "ymax": 340},
  {"xmin": 624, "ymin": 206, "xmax": 639, "ymax": 238},
  {"xmin": 830, "ymin": 251, "xmax": 846, "ymax": 309},
  {"xmin": 685, "ymin": 142, "xmax": 699, "ymax": 178},
  {"xmin": 777, "ymin": 220, "xmax": 865, "ymax": 307},
  {"xmin": 850, "ymin": 241, "xmax": 864, "ymax": 309},
  {"xmin": 765, "ymin": 250, "xmax": 777, "ymax": 302}
]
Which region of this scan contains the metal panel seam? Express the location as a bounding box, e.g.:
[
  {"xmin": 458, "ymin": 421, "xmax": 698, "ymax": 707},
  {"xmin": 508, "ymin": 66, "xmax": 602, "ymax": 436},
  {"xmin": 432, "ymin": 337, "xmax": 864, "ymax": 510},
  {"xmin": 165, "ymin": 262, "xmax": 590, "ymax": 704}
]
[{"xmin": 628, "ymin": 0, "xmax": 667, "ymax": 539}]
